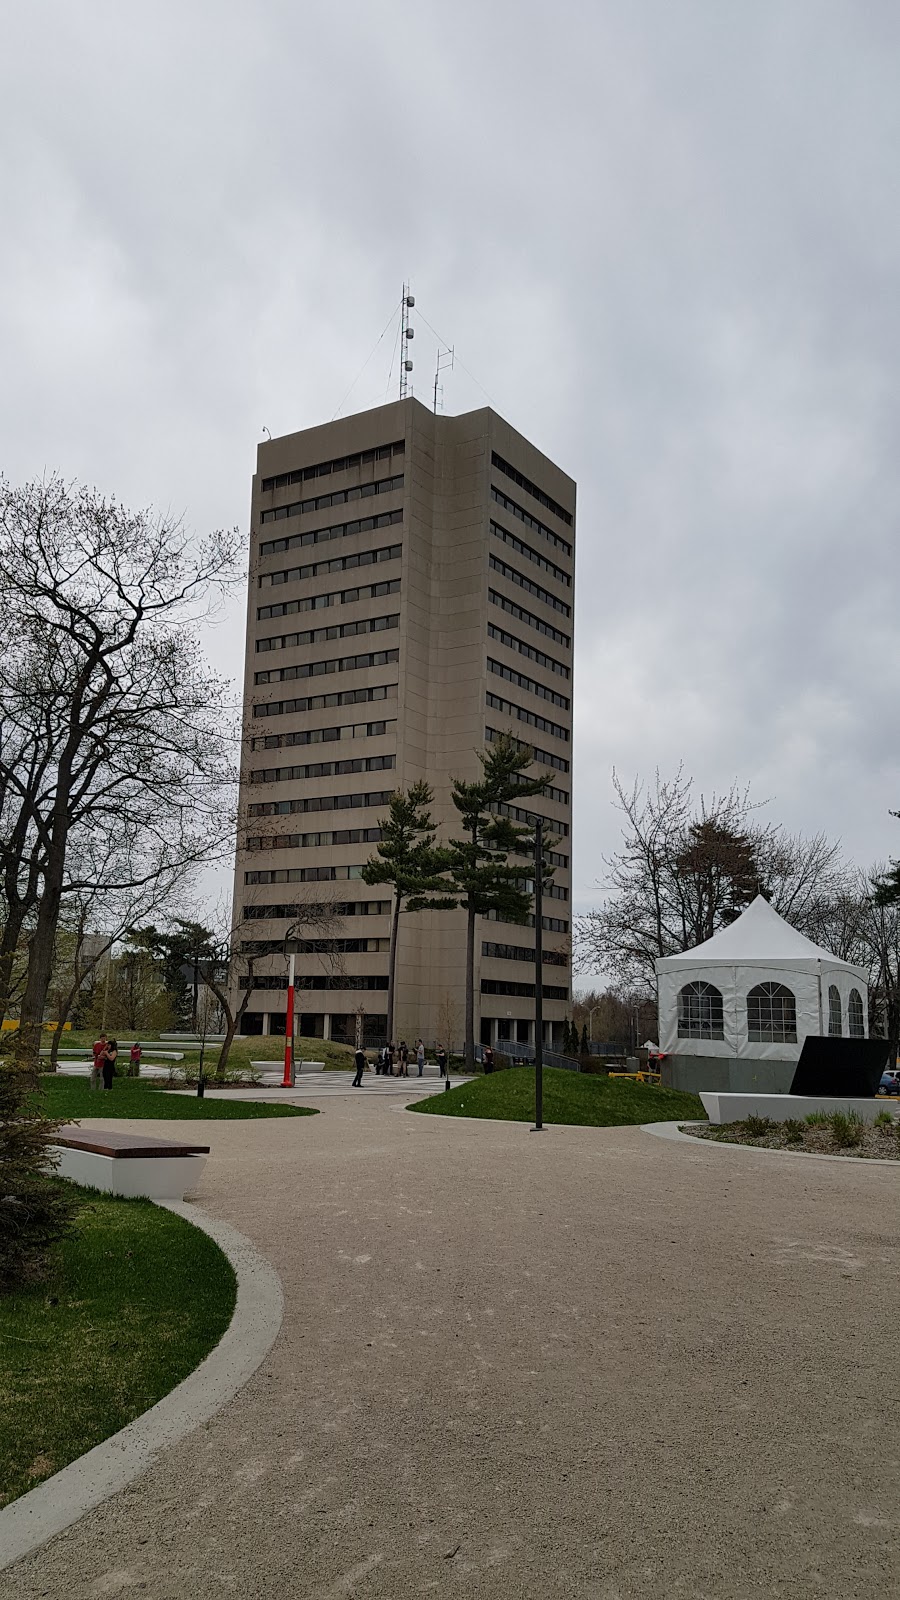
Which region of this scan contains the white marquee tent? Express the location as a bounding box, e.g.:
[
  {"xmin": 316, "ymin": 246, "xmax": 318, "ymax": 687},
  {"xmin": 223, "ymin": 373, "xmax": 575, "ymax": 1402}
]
[{"xmin": 656, "ymin": 896, "xmax": 868, "ymax": 1089}]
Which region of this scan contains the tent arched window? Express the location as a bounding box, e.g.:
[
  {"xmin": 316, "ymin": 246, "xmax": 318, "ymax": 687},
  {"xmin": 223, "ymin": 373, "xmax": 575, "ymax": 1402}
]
[
  {"xmin": 848, "ymin": 988, "xmax": 865, "ymax": 1038},
  {"xmin": 747, "ymin": 982, "xmax": 797, "ymax": 1044},
  {"xmin": 828, "ymin": 984, "xmax": 842, "ymax": 1037},
  {"xmin": 677, "ymin": 981, "xmax": 724, "ymax": 1040}
]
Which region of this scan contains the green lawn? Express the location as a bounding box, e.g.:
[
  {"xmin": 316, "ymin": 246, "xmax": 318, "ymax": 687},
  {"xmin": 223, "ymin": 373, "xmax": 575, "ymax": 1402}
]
[
  {"xmin": 38, "ymin": 1074, "xmax": 318, "ymax": 1121},
  {"xmin": 408, "ymin": 1065, "xmax": 705, "ymax": 1127},
  {"xmin": 0, "ymin": 1185, "xmax": 236, "ymax": 1506}
]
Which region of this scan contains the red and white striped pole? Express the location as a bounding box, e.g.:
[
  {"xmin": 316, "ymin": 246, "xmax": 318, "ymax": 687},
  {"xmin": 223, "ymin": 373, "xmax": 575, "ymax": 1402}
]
[{"xmin": 282, "ymin": 953, "xmax": 295, "ymax": 1087}]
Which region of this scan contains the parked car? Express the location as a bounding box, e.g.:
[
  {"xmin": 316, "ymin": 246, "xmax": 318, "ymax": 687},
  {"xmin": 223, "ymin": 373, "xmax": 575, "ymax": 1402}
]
[{"xmin": 877, "ymin": 1068, "xmax": 900, "ymax": 1096}]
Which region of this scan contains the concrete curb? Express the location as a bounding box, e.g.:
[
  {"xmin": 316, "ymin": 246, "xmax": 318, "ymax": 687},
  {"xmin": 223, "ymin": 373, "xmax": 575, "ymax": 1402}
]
[
  {"xmin": 0, "ymin": 1202, "xmax": 284, "ymax": 1573},
  {"xmin": 641, "ymin": 1119, "xmax": 900, "ymax": 1167}
]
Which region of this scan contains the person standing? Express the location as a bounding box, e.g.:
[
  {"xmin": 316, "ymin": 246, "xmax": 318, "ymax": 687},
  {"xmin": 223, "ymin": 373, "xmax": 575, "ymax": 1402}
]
[
  {"xmin": 416, "ymin": 1039, "xmax": 425, "ymax": 1077},
  {"xmin": 101, "ymin": 1038, "xmax": 119, "ymax": 1091},
  {"xmin": 352, "ymin": 1046, "xmax": 367, "ymax": 1087},
  {"xmin": 437, "ymin": 1046, "xmax": 448, "ymax": 1079},
  {"xmin": 129, "ymin": 1041, "xmax": 142, "ymax": 1078},
  {"xmin": 389, "ymin": 1043, "xmax": 398, "ymax": 1076},
  {"xmin": 91, "ymin": 1031, "xmax": 107, "ymax": 1092},
  {"xmin": 398, "ymin": 1041, "xmax": 409, "ymax": 1077},
  {"xmin": 483, "ymin": 1044, "xmax": 494, "ymax": 1074}
]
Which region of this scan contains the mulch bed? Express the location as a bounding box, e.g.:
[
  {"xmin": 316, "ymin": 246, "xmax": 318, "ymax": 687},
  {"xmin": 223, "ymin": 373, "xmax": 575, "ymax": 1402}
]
[{"xmin": 684, "ymin": 1120, "xmax": 900, "ymax": 1161}]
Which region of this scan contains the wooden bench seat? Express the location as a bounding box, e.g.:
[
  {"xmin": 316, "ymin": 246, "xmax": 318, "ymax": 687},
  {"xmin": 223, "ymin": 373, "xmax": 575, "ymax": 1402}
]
[{"xmin": 50, "ymin": 1125, "xmax": 209, "ymax": 1199}]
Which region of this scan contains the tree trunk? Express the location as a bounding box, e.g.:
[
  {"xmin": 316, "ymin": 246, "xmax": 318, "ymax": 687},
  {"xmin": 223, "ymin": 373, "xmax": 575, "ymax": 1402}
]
[
  {"xmin": 214, "ymin": 1016, "xmax": 237, "ymax": 1080},
  {"xmin": 464, "ymin": 898, "xmax": 476, "ymax": 1072},
  {"xmin": 16, "ymin": 857, "xmax": 65, "ymax": 1073},
  {"xmin": 386, "ymin": 890, "xmax": 402, "ymax": 1043},
  {"xmin": 0, "ymin": 898, "xmax": 29, "ymax": 1025}
]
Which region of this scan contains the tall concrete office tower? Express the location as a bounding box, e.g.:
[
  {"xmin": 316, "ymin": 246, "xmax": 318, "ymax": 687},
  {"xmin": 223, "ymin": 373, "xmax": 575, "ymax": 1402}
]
[{"xmin": 233, "ymin": 397, "xmax": 575, "ymax": 1048}]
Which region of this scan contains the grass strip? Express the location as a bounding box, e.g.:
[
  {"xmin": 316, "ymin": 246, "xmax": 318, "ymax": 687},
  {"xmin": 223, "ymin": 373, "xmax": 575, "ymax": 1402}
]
[
  {"xmin": 0, "ymin": 1185, "xmax": 237, "ymax": 1507},
  {"xmin": 38, "ymin": 1075, "xmax": 318, "ymax": 1121},
  {"xmin": 408, "ymin": 1065, "xmax": 704, "ymax": 1127}
]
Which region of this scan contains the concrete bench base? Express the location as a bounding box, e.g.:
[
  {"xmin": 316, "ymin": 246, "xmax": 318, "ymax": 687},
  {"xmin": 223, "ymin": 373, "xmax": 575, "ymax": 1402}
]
[
  {"xmin": 50, "ymin": 1127, "xmax": 209, "ymax": 1200},
  {"xmin": 52, "ymin": 1146, "xmax": 207, "ymax": 1199},
  {"xmin": 700, "ymin": 1092, "xmax": 892, "ymax": 1126}
]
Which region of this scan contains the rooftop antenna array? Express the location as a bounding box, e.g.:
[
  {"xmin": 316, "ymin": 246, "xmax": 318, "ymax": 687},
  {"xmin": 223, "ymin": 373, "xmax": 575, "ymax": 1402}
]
[
  {"xmin": 433, "ymin": 344, "xmax": 455, "ymax": 414},
  {"xmin": 399, "ymin": 284, "xmax": 415, "ymax": 400}
]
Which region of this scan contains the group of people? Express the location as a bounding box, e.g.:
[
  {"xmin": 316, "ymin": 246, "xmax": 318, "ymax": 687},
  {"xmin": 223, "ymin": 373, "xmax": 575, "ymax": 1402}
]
[
  {"xmin": 351, "ymin": 1038, "xmax": 450, "ymax": 1086},
  {"xmin": 90, "ymin": 1032, "xmax": 143, "ymax": 1090}
]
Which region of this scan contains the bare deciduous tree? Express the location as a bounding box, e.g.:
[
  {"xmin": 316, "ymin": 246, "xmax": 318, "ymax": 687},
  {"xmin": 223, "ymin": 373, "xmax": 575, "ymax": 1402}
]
[
  {"xmin": 577, "ymin": 768, "xmax": 848, "ymax": 991},
  {"xmin": 0, "ymin": 474, "xmax": 240, "ymax": 1065}
]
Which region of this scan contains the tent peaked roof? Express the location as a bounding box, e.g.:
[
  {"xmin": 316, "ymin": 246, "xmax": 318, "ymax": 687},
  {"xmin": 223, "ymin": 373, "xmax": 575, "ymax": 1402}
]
[{"xmin": 656, "ymin": 894, "xmax": 850, "ymax": 970}]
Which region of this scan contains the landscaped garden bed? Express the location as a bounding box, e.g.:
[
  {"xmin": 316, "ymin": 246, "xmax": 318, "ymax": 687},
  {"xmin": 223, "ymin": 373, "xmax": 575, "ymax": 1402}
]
[{"xmin": 684, "ymin": 1109, "xmax": 900, "ymax": 1160}]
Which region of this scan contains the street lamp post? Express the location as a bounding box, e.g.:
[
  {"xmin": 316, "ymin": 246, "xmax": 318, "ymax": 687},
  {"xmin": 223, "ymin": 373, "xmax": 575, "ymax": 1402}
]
[
  {"xmin": 531, "ymin": 816, "xmax": 544, "ymax": 1133},
  {"xmin": 282, "ymin": 952, "xmax": 295, "ymax": 1087}
]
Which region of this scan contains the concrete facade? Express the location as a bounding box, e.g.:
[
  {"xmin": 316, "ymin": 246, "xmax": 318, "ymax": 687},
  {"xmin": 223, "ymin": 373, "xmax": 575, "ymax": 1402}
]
[{"xmin": 233, "ymin": 398, "xmax": 575, "ymax": 1048}]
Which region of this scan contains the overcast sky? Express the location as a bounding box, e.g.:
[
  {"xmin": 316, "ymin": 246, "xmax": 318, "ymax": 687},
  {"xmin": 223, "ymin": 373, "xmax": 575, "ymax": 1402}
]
[{"xmin": 3, "ymin": 2, "xmax": 899, "ymax": 957}]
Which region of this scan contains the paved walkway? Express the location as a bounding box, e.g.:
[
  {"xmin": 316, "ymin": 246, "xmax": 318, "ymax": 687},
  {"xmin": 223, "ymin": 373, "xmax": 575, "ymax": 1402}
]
[{"xmin": 8, "ymin": 1089, "xmax": 900, "ymax": 1598}]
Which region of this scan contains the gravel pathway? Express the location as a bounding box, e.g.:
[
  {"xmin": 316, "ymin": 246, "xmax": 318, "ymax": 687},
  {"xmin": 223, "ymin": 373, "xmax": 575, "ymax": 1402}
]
[{"xmin": 7, "ymin": 1090, "xmax": 899, "ymax": 1598}]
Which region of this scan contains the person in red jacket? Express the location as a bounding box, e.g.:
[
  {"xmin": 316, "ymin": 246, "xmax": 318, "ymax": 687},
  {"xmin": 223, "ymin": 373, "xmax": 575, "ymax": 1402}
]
[{"xmin": 91, "ymin": 1031, "xmax": 107, "ymax": 1092}]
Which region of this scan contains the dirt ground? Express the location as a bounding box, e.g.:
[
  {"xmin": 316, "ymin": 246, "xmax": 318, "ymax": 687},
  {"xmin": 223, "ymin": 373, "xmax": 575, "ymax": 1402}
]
[{"xmin": 7, "ymin": 1091, "xmax": 900, "ymax": 1599}]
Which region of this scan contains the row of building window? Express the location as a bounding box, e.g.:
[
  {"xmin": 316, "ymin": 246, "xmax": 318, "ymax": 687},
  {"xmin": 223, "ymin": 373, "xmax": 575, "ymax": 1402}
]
[
  {"xmin": 678, "ymin": 980, "xmax": 866, "ymax": 1044},
  {"xmin": 491, "ymin": 800, "xmax": 570, "ymax": 838},
  {"xmin": 246, "ymin": 865, "xmax": 366, "ymax": 884},
  {"xmin": 249, "ymin": 754, "xmax": 395, "ymax": 792},
  {"xmin": 259, "ymin": 550, "xmax": 398, "ymax": 601},
  {"xmin": 260, "ymin": 474, "xmax": 403, "ymax": 524},
  {"xmin": 246, "ymin": 975, "xmax": 390, "ymax": 992},
  {"xmin": 246, "ymin": 791, "xmax": 393, "ymax": 835},
  {"xmin": 259, "ymin": 508, "xmax": 403, "ymax": 565},
  {"xmin": 487, "ymin": 657, "xmax": 570, "ymax": 712},
  {"xmin": 481, "ymin": 979, "xmax": 569, "ymax": 1000},
  {"xmin": 243, "ymin": 900, "xmax": 392, "ymax": 919},
  {"xmin": 257, "ymin": 574, "xmax": 400, "ymax": 621},
  {"xmin": 261, "ymin": 439, "xmax": 404, "ymax": 493},
  {"xmin": 485, "ymin": 725, "xmax": 568, "ymax": 775},
  {"xmin": 256, "ymin": 613, "xmax": 398, "ymax": 655},
  {"xmin": 243, "ymin": 937, "xmax": 390, "ymax": 956},
  {"xmin": 251, "ymin": 720, "xmax": 395, "ymax": 752},
  {"xmin": 490, "ymin": 522, "xmax": 570, "ymax": 588},
  {"xmin": 489, "ymin": 554, "xmax": 571, "ymax": 618},
  {"xmin": 488, "ymin": 589, "xmax": 570, "ymax": 649},
  {"xmin": 510, "ymin": 769, "xmax": 570, "ymax": 807},
  {"xmin": 490, "ymin": 486, "xmax": 572, "ymax": 557},
  {"xmin": 486, "ymin": 690, "xmax": 570, "ymax": 748},
  {"xmin": 482, "ymin": 942, "xmax": 568, "ymax": 966},
  {"xmin": 485, "ymin": 909, "xmax": 569, "ymax": 933},
  {"xmin": 253, "ymin": 684, "xmax": 395, "ymax": 720},
  {"xmin": 486, "ymin": 622, "xmax": 569, "ymax": 680},
  {"xmin": 255, "ymin": 648, "xmax": 399, "ymax": 687},
  {"xmin": 492, "ymin": 452, "xmax": 573, "ymax": 527}
]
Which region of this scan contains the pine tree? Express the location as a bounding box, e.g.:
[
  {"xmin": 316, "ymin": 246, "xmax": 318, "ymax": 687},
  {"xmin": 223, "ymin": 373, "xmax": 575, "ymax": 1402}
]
[
  {"xmin": 581, "ymin": 1022, "xmax": 589, "ymax": 1056},
  {"xmin": 446, "ymin": 735, "xmax": 554, "ymax": 1071},
  {"xmin": 0, "ymin": 1062, "xmax": 76, "ymax": 1289},
  {"xmin": 361, "ymin": 782, "xmax": 456, "ymax": 1042}
]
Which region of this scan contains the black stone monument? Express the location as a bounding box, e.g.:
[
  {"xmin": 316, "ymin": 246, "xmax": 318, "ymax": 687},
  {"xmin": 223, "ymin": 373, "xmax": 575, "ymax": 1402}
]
[{"xmin": 790, "ymin": 1035, "xmax": 890, "ymax": 1098}]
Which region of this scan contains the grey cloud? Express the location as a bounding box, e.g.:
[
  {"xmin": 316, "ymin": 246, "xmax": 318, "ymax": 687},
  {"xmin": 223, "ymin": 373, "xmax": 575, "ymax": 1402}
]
[{"xmin": 2, "ymin": 1, "xmax": 899, "ymax": 936}]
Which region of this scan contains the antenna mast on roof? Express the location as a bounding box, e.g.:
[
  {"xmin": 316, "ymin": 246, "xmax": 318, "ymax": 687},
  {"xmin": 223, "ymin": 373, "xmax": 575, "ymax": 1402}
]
[
  {"xmin": 400, "ymin": 284, "xmax": 415, "ymax": 400},
  {"xmin": 433, "ymin": 344, "xmax": 454, "ymax": 413}
]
